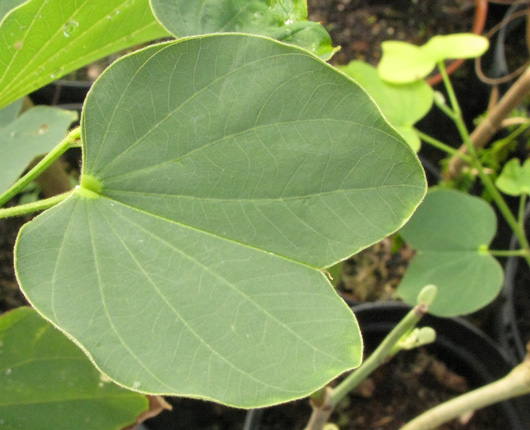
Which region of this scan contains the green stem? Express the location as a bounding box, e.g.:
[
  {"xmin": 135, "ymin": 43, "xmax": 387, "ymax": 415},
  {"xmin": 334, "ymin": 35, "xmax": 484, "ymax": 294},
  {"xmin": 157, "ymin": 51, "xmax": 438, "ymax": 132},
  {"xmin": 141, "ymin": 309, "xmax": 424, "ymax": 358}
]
[
  {"xmin": 0, "ymin": 191, "xmax": 73, "ymax": 219},
  {"xmin": 329, "ymin": 304, "xmax": 427, "ymax": 406},
  {"xmin": 518, "ymin": 194, "xmax": 527, "ymax": 230},
  {"xmin": 416, "ymin": 130, "xmax": 471, "ymax": 161},
  {"xmin": 0, "ymin": 126, "xmax": 80, "ymax": 208},
  {"xmin": 489, "ymin": 249, "xmax": 529, "ymax": 257},
  {"xmin": 438, "ymin": 62, "xmax": 530, "ymax": 267},
  {"xmin": 433, "ymin": 95, "xmax": 460, "ymax": 123}
]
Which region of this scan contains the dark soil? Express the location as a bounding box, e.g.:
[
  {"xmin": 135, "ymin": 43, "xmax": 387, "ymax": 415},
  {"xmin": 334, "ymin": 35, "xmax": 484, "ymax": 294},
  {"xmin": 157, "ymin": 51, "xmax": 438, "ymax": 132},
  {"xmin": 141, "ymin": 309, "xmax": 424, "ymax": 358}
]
[
  {"xmin": 333, "ymin": 348, "xmax": 504, "ymax": 430},
  {"xmin": 338, "ymin": 236, "xmax": 414, "ymax": 303}
]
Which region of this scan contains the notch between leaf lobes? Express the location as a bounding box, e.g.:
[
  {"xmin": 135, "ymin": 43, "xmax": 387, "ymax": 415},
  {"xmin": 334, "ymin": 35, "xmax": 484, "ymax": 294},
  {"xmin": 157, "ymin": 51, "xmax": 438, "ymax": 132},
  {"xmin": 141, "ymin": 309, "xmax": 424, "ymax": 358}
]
[{"xmin": 77, "ymin": 175, "xmax": 103, "ymax": 199}]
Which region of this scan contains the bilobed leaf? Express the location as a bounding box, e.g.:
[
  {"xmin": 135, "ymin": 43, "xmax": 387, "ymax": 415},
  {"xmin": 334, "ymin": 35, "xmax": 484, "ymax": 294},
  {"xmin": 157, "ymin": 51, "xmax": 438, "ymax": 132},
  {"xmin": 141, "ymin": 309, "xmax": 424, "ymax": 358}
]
[
  {"xmin": 0, "ymin": 0, "xmax": 26, "ymax": 23},
  {"xmin": 0, "ymin": 106, "xmax": 77, "ymax": 194},
  {"xmin": 423, "ymin": 34, "xmax": 489, "ymax": 62},
  {"xmin": 496, "ymin": 158, "xmax": 530, "ymax": 196},
  {"xmin": 16, "ymin": 34, "xmax": 426, "ymax": 407},
  {"xmin": 150, "ymin": 0, "xmax": 336, "ymax": 58},
  {"xmin": 0, "ymin": 0, "xmax": 170, "ymax": 110},
  {"xmin": 0, "ymin": 98, "xmax": 23, "ymax": 130},
  {"xmin": 339, "ymin": 60, "xmax": 433, "ymax": 151},
  {"xmin": 0, "ymin": 307, "xmax": 148, "ymax": 430},
  {"xmin": 399, "ymin": 189, "xmax": 503, "ymax": 316},
  {"xmin": 378, "ymin": 41, "xmax": 436, "ymax": 84},
  {"xmin": 379, "ymin": 34, "xmax": 489, "ymax": 84}
]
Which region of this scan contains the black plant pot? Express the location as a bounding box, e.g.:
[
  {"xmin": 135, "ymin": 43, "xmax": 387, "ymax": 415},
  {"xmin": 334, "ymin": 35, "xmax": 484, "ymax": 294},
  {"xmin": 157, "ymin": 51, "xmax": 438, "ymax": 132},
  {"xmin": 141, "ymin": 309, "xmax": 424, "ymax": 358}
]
[
  {"xmin": 245, "ymin": 302, "xmax": 530, "ymax": 430},
  {"xmin": 497, "ymin": 242, "xmax": 530, "ymax": 363},
  {"xmin": 496, "ymin": 200, "xmax": 530, "ymax": 363}
]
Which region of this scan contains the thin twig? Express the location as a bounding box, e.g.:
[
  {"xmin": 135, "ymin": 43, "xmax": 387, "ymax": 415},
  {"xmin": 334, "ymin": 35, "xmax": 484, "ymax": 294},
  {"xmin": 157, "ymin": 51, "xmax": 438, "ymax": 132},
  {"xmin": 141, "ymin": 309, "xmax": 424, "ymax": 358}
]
[{"xmin": 446, "ymin": 66, "xmax": 530, "ymax": 179}]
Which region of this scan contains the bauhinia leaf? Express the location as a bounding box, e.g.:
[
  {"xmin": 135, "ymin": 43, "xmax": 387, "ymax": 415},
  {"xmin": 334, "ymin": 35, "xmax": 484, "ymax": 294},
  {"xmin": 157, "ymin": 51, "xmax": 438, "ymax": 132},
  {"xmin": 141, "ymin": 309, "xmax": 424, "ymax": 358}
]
[
  {"xmin": 0, "ymin": 106, "xmax": 77, "ymax": 194},
  {"xmin": 339, "ymin": 60, "xmax": 433, "ymax": 151},
  {"xmin": 150, "ymin": 0, "xmax": 337, "ymax": 59},
  {"xmin": 398, "ymin": 189, "xmax": 503, "ymax": 316},
  {"xmin": 0, "ymin": 98, "xmax": 23, "ymax": 130},
  {"xmin": 379, "ymin": 34, "xmax": 489, "ymax": 84},
  {"xmin": 16, "ymin": 34, "xmax": 426, "ymax": 407},
  {"xmin": 0, "ymin": 307, "xmax": 148, "ymax": 430},
  {"xmin": 496, "ymin": 158, "xmax": 530, "ymax": 196},
  {"xmin": 0, "ymin": 0, "xmax": 170, "ymax": 110}
]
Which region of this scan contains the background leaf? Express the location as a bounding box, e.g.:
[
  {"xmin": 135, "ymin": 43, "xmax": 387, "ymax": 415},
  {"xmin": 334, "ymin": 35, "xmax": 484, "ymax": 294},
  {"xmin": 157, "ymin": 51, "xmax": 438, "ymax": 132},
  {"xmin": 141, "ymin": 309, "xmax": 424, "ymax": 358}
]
[
  {"xmin": 339, "ymin": 60, "xmax": 433, "ymax": 151},
  {"xmin": 398, "ymin": 189, "xmax": 503, "ymax": 316},
  {"xmin": 378, "ymin": 41, "xmax": 435, "ymax": 84},
  {"xmin": 496, "ymin": 158, "xmax": 530, "ymax": 196},
  {"xmin": 0, "ymin": 307, "xmax": 148, "ymax": 430},
  {"xmin": 0, "ymin": 0, "xmax": 169, "ymax": 110},
  {"xmin": 379, "ymin": 34, "xmax": 489, "ymax": 84},
  {"xmin": 150, "ymin": 0, "xmax": 336, "ymax": 58},
  {"xmin": 0, "ymin": 99, "xmax": 23, "ymax": 130},
  {"xmin": 423, "ymin": 34, "xmax": 489, "ymax": 62},
  {"xmin": 0, "ymin": 106, "xmax": 77, "ymax": 194},
  {"xmin": 16, "ymin": 34, "xmax": 426, "ymax": 407}
]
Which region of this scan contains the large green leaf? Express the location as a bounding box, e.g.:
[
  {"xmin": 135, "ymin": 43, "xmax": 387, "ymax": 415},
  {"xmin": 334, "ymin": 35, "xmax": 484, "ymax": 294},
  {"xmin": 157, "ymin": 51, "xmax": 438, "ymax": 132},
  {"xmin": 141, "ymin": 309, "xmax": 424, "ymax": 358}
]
[
  {"xmin": 0, "ymin": 307, "xmax": 148, "ymax": 430},
  {"xmin": 0, "ymin": 0, "xmax": 169, "ymax": 110},
  {"xmin": 398, "ymin": 189, "xmax": 503, "ymax": 316},
  {"xmin": 338, "ymin": 60, "xmax": 433, "ymax": 151},
  {"xmin": 15, "ymin": 34, "xmax": 426, "ymax": 407},
  {"xmin": 150, "ymin": 0, "xmax": 336, "ymax": 58},
  {"xmin": 0, "ymin": 106, "xmax": 77, "ymax": 194}
]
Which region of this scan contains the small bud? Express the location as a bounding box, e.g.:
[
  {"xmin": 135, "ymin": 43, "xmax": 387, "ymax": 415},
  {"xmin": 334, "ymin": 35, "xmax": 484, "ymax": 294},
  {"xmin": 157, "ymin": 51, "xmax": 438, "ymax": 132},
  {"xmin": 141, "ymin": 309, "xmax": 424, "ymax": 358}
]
[
  {"xmin": 417, "ymin": 284, "xmax": 437, "ymax": 306},
  {"xmin": 433, "ymin": 91, "xmax": 446, "ymax": 106},
  {"xmin": 399, "ymin": 327, "xmax": 436, "ymax": 350}
]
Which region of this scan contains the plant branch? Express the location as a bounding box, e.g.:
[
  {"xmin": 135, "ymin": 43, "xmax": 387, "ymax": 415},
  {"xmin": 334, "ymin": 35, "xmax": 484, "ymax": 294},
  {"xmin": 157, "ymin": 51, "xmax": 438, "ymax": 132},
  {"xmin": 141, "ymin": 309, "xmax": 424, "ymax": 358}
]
[
  {"xmin": 400, "ymin": 352, "xmax": 530, "ymax": 430},
  {"xmin": 0, "ymin": 191, "xmax": 73, "ymax": 219},
  {"xmin": 304, "ymin": 300, "xmax": 431, "ymax": 430},
  {"xmin": 0, "ymin": 126, "xmax": 81, "ymax": 208},
  {"xmin": 437, "ymin": 62, "xmax": 530, "ymax": 268},
  {"xmin": 446, "ymin": 66, "xmax": 530, "ymax": 179}
]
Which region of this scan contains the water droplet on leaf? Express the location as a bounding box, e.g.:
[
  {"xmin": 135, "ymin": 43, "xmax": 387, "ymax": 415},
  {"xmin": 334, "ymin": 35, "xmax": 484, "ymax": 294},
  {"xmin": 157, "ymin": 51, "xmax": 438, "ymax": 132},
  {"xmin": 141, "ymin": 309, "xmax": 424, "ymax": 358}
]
[{"xmin": 63, "ymin": 20, "xmax": 79, "ymax": 37}]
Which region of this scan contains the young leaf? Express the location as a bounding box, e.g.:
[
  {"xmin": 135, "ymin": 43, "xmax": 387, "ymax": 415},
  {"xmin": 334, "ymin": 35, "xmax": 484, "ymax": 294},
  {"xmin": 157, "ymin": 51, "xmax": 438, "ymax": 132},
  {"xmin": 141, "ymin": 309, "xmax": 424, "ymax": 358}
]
[
  {"xmin": 398, "ymin": 189, "xmax": 503, "ymax": 316},
  {"xmin": 496, "ymin": 158, "xmax": 530, "ymax": 196},
  {"xmin": 150, "ymin": 0, "xmax": 336, "ymax": 59},
  {"xmin": 0, "ymin": 106, "xmax": 77, "ymax": 194},
  {"xmin": 423, "ymin": 34, "xmax": 489, "ymax": 62},
  {"xmin": 16, "ymin": 34, "xmax": 426, "ymax": 407},
  {"xmin": 0, "ymin": 0, "xmax": 170, "ymax": 110},
  {"xmin": 379, "ymin": 34, "xmax": 489, "ymax": 84},
  {"xmin": 378, "ymin": 42, "xmax": 435, "ymax": 84},
  {"xmin": 339, "ymin": 60, "xmax": 433, "ymax": 151},
  {"xmin": 0, "ymin": 307, "xmax": 148, "ymax": 430}
]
